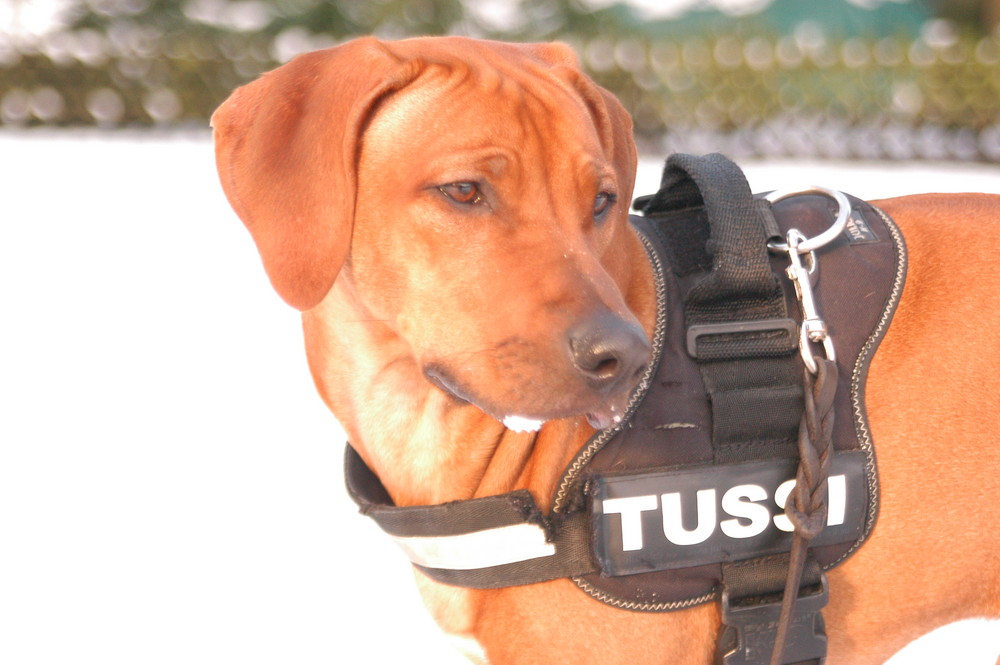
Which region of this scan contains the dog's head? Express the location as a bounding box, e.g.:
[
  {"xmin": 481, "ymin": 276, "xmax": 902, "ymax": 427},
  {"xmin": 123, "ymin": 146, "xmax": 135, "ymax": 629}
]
[{"xmin": 213, "ymin": 36, "xmax": 650, "ymax": 431}]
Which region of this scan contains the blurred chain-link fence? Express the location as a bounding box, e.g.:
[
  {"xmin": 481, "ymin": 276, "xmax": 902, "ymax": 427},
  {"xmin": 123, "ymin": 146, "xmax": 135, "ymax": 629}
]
[{"xmin": 3, "ymin": 0, "xmax": 1000, "ymax": 161}]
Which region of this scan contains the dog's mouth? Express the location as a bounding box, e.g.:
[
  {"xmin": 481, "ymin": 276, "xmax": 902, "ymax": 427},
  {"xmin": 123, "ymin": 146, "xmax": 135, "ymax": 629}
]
[
  {"xmin": 502, "ymin": 392, "xmax": 632, "ymax": 432},
  {"xmin": 424, "ymin": 365, "xmax": 634, "ymax": 432},
  {"xmin": 502, "ymin": 405, "xmax": 624, "ymax": 432}
]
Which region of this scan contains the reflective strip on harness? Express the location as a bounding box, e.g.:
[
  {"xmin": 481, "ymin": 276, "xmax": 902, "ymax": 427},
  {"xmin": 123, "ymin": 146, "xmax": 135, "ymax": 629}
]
[
  {"xmin": 345, "ymin": 445, "xmax": 596, "ymax": 588},
  {"xmin": 391, "ymin": 523, "xmax": 556, "ymax": 570}
]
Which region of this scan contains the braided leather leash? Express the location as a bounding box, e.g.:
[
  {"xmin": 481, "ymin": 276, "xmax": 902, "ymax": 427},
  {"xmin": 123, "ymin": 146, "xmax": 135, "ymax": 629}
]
[
  {"xmin": 765, "ymin": 192, "xmax": 848, "ymax": 665},
  {"xmin": 770, "ymin": 359, "xmax": 837, "ymax": 665}
]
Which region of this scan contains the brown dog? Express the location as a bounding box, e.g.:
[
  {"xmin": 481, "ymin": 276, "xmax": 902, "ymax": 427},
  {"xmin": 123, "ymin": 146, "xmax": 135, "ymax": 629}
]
[{"xmin": 212, "ymin": 36, "xmax": 1000, "ymax": 665}]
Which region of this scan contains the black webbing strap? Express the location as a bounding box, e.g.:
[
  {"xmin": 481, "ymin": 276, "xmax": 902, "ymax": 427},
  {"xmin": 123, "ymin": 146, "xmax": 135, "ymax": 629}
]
[
  {"xmin": 644, "ymin": 153, "xmax": 784, "ymax": 320},
  {"xmin": 638, "ymin": 154, "xmax": 823, "ymax": 665},
  {"xmin": 639, "ymin": 153, "xmax": 802, "ymax": 458},
  {"xmin": 344, "ymin": 445, "xmax": 595, "ymax": 588}
]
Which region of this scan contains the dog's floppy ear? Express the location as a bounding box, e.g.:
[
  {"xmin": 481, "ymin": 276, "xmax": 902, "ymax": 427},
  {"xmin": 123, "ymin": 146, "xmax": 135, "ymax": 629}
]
[{"xmin": 212, "ymin": 38, "xmax": 417, "ymax": 310}]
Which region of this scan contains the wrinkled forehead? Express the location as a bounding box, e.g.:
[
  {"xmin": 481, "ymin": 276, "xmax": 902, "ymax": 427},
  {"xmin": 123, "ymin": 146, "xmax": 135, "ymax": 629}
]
[{"xmin": 362, "ymin": 55, "xmax": 606, "ymax": 164}]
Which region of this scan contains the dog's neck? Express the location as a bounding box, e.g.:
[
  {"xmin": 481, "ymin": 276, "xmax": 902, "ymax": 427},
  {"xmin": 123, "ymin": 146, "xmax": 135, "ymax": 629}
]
[{"xmin": 302, "ymin": 234, "xmax": 656, "ymax": 509}]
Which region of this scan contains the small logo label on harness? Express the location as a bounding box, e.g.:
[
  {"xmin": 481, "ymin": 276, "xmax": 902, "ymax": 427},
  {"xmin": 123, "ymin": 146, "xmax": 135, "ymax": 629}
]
[
  {"xmin": 844, "ymin": 210, "xmax": 879, "ymax": 244},
  {"xmin": 590, "ymin": 452, "xmax": 868, "ymax": 576}
]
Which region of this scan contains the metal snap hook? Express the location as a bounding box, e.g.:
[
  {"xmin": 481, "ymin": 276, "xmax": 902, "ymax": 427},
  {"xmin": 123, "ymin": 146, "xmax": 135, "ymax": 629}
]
[{"xmin": 783, "ymin": 228, "xmax": 837, "ymax": 374}]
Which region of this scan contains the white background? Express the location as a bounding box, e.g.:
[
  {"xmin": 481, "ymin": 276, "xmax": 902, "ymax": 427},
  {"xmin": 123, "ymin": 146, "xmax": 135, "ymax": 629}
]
[{"xmin": 1, "ymin": 130, "xmax": 998, "ymax": 664}]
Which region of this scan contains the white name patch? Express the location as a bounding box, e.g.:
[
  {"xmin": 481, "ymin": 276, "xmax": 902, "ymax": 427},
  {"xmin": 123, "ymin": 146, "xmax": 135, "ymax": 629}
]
[{"xmin": 591, "ymin": 452, "xmax": 868, "ymax": 575}]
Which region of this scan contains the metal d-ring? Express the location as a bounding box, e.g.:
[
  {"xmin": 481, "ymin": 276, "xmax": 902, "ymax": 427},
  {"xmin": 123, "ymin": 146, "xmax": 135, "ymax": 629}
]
[{"xmin": 765, "ymin": 186, "xmax": 851, "ymax": 253}]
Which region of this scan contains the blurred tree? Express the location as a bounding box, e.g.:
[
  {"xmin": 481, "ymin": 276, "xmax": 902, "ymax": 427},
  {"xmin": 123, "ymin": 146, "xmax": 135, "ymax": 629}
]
[
  {"xmin": 3, "ymin": 0, "xmax": 999, "ymax": 163},
  {"xmin": 266, "ymin": 0, "xmax": 467, "ymax": 37},
  {"xmin": 68, "ymin": 0, "xmax": 194, "ymax": 33},
  {"xmin": 501, "ymin": 0, "xmax": 643, "ymax": 41},
  {"xmin": 928, "ymin": 0, "xmax": 1000, "ymax": 32},
  {"xmin": 61, "ymin": 0, "xmax": 469, "ymax": 41}
]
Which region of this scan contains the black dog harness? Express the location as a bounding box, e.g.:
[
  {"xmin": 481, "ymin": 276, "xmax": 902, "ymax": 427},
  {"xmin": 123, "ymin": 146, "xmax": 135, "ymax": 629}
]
[{"xmin": 345, "ymin": 154, "xmax": 907, "ymax": 664}]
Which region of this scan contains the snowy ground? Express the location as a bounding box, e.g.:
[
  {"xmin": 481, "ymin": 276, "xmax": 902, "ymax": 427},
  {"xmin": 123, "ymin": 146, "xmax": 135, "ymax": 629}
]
[{"xmin": 1, "ymin": 130, "xmax": 997, "ymax": 664}]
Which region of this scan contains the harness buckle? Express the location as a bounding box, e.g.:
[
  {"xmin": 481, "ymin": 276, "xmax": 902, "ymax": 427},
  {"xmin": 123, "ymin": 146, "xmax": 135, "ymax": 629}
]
[
  {"xmin": 716, "ymin": 574, "xmax": 829, "ymax": 665},
  {"xmin": 685, "ymin": 318, "xmax": 798, "ymax": 359}
]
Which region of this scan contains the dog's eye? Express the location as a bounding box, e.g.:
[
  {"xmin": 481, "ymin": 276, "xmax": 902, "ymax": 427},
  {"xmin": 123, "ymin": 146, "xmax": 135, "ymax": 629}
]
[
  {"xmin": 439, "ymin": 182, "xmax": 483, "ymax": 205},
  {"xmin": 593, "ymin": 192, "xmax": 617, "ymax": 219}
]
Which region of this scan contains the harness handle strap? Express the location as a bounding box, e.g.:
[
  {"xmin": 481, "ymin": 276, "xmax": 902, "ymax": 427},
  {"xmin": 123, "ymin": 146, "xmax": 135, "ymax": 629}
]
[
  {"xmin": 641, "ymin": 153, "xmax": 784, "ymax": 317},
  {"xmin": 344, "ymin": 446, "xmax": 596, "ymax": 588},
  {"xmin": 639, "ymin": 153, "xmax": 795, "ymax": 363}
]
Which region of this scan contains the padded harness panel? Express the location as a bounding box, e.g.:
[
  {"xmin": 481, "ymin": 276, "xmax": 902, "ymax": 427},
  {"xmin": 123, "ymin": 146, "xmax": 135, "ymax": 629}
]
[{"xmin": 554, "ymin": 187, "xmax": 906, "ymax": 610}]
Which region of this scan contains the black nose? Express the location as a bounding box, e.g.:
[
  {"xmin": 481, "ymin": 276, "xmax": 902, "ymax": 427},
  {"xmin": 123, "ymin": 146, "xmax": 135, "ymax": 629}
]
[{"xmin": 567, "ymin": 313, "xmax": 651, "ymax": 391}]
